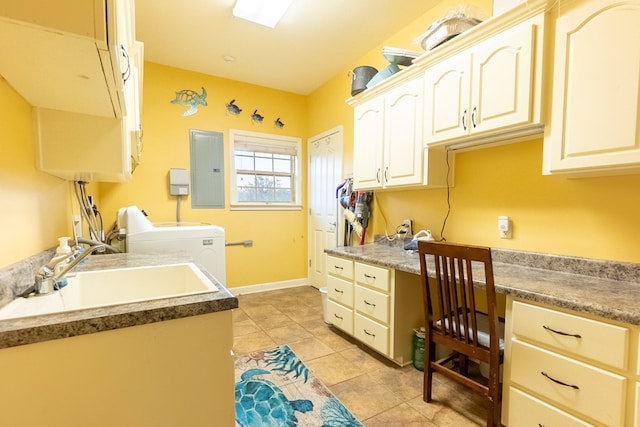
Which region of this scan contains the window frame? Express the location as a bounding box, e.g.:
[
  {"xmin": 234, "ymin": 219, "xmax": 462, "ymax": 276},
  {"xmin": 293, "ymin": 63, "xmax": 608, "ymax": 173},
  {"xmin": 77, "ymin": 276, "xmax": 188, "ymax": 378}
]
[{"xmin": 229, "ymin": 129, "xmax": 302, "ymax": 211}]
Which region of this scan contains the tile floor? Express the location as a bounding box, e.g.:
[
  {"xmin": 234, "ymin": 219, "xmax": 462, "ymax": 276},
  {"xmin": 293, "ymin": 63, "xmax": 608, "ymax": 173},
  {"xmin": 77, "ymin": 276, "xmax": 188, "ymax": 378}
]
[{"xmin": 232, "ymin": 285, "xmax": 489, "ymax": 426}]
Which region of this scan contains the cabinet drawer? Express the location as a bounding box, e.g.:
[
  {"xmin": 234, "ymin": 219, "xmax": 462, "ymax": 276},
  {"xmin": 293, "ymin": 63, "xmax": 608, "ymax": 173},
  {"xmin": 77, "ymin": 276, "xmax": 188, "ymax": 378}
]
[
  {"xmin": 327, "ymin": 255, "xmax": 353, "ymax": 280},
  {"xmin": 512, "ymin": 300, "xmax": 629, "ymax": 370},
  {"xmin": 327, "ymin": 275, "xmax": 353, "ymax": 308},
  {"xmin": 354, "ymin": 285, "xmax": 390, "ymax": 324},
  {"xmin": 510, "ymin": 339, "xmax": 625, "ymax": 427},
  {"xmin": 508, "ymin": 387, "xmax": 593, "ymax": 427},
  {"xmin": 354, "ymin": 262, "xmax": 390, "ymax": 292},
  {"xmin": 327, "ymin": 300, "xmax": 353, "ymax": 335},
  {"xmin": 354, "ymin": 313, "xmax": 389, "ymax": 356}
]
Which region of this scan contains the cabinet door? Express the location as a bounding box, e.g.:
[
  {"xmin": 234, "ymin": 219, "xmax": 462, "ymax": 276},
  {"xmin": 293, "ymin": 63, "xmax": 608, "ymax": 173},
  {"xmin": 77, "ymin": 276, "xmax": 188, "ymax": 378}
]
[
  {"xmin": 353, "ymin": 97, "xmax": 384, "ymax": 189},
  {"xmin": 510, "ymin": 339, "xmax": 626, "ymax": 427},
  {"xmin": 508, "ymin": 387, "xmax": 593, "ymax": 427},
  {"xmin": 424, "ymin": 53, "xmax": 471, "ymax": 144},
  {"xmin": 384, "ymin": 77, "xmax": 424, "ymax": 187},
  {"xmin": 545, "ymin": 0, "xmax": 640, "ymax": 174},
  {"xmin": 471, "ymin": 21, "xmax": 534, "ymax": 134}
]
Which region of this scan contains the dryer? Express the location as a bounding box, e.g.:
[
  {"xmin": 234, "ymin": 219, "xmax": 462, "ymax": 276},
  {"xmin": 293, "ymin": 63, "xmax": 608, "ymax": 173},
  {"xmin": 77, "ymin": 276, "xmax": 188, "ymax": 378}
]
[{"xmin": 117, "ymin": 206, "xmax": 226, "ymax": 285}]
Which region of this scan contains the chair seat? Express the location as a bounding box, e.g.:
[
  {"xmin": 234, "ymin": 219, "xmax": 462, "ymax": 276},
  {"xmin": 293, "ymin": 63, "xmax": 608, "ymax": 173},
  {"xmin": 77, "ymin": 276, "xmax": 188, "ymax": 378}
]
[{"xmin": 436, "ymin": 312, "xmax": 505, "ymax": 350}]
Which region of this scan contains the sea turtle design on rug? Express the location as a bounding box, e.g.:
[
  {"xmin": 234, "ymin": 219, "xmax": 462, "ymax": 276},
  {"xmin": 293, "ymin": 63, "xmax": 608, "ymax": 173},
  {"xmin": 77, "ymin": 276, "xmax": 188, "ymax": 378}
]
[
  {"xmin": 235, "ymin": 368, "xmax": 313, "ymax": 426},
  {"xmin": 170, "ymin": 86, "xmax": 208, "ymax": 116}
]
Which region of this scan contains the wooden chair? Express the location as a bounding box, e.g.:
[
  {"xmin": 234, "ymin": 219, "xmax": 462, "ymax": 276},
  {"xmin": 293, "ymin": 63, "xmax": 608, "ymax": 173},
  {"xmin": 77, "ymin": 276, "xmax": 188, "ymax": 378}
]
[{"xmin": 417, "ymin": 240, "xmax": 504, "ymax": 427}]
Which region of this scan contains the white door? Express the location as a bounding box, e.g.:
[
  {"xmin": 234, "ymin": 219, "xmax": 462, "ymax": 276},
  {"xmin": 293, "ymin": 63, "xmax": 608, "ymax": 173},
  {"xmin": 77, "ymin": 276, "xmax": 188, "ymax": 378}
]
[{"xmin": 308, "ymin": 127, "xmax": 343, "ymax": 289}]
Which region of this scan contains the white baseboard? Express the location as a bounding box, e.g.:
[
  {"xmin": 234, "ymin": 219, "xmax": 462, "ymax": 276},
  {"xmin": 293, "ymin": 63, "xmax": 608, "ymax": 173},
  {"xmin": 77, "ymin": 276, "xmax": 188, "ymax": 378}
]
[{"xmin": 229, "ymin": 278, "xmax": 308, "ymax": 296}]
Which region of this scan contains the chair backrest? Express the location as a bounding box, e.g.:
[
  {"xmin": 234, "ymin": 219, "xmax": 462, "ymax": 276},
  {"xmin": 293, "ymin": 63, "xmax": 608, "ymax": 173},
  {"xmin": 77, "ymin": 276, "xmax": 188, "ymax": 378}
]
[{"xmin": 417, "ymin": 240, "xmax": 500, "ymax": 359}]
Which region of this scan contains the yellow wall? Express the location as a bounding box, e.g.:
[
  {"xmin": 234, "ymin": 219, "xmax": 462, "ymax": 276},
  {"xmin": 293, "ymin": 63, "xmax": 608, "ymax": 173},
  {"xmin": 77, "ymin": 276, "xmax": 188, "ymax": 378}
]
[
  {"xmin": 0, "ymin": 77, "xmax": 71, "ymax": 267},
  {"xmin": 97, "ymin": 63, "xmax": 309, "ymax": 287},
  {"xmin": 308, "ymin": 0, "xmax": 640, "ymax": 263},
  {"xmin": 5, "ymin": 0, "xmax": 640, "ymax": 282}
]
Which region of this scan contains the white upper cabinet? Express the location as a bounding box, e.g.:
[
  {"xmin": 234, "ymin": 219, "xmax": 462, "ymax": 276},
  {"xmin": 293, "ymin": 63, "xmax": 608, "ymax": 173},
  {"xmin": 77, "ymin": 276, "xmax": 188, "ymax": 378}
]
[
  {"xmin": 424, "ymin": 19, "xmax": 539, "ymax": 147},
  {"xmin": 543, "ymin": 0, "xmax": 640, "ymax": 175},
  {"xmin": 353, "ymin": 96, "xmax": 385, "ymax": 189},
  {"xmin": 352, "ymin": 74, "xmax": 436, "ymax": 190},
  {"xmin": 0, "ymin": 0, "xmax": 144, "ymax": 182},
  {"xmin": 0, "ymin": 0, "xmax": 132, "ymax": 118},
  {"xmin": 383, "ymin": 77, "xmax": 425, "ymax": 187}
]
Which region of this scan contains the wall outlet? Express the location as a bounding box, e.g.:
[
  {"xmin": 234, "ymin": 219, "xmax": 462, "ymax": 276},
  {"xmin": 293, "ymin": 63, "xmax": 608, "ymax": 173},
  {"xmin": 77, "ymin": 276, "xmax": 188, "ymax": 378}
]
[
  {"xmin": 401, "ymin": 218, "xmax": 413, "ymax": 238},
  {"xmin": 498, "ymin": 215, "xmax": 512, "ymax": 239}
]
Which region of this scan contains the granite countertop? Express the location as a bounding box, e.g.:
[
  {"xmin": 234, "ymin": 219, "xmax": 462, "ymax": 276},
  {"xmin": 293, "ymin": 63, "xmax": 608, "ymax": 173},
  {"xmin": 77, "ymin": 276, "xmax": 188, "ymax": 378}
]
[
  {"xmin": 326, "ymin": 239, "xmax": 640, "ymax": 326},
  {"xmin": 0, "ymin": 252, "xmax": 238, "ymax": 349}
]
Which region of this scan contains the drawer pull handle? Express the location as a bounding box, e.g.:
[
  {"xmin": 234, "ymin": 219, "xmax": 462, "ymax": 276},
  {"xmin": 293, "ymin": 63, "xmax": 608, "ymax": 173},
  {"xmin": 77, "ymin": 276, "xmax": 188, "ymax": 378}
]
[
  {"xmin": 363, "ymin": 329, "xmax": 376, "ymax": 337},
  {"xmin": 334, "ymin": 265, "xmax": 344, "ymax": 270},
  {"xmin": 364, "ymin": 300, "xmax": 376, "ymax": 308},
  {"xmin": 334, "ymin": 313, "xmax": 344, "ymax": 320},
  {"xmin": 543, "ymin": 325, "xmax": 582, "ymax": 339},
  {"xmin": 334, "ymin": 288, "xmax": 344, "ymax": 294},
  {"xmin": 541, "ymin": 371, "xmax": 579, "ymax": 390},
  {"xmin": 363, "ymin": 273, "xmax": 376, "ymax": 280}
]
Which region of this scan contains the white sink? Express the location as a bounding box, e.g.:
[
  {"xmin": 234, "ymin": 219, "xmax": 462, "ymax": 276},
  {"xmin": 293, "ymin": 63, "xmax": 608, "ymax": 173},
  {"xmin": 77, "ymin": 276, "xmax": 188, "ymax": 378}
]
[{"xmin": 0, "ymin": 263, "xmax": 219, "ymax": 320}]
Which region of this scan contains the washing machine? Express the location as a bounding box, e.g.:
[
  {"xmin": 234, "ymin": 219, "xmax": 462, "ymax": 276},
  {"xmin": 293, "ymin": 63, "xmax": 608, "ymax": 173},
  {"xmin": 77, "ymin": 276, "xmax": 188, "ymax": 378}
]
[{"xmin": 117, "ymin": 206, "xmax": 226, "ymax": 285}]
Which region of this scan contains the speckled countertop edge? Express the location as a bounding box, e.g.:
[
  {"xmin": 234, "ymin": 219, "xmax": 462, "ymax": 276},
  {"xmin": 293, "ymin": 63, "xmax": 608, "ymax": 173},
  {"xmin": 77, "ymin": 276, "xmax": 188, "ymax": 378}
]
[
  {"xmin": 326, "ymin": 239, "xmax": 640, "ymax": 326},
  {"xmin": 0, "ymin": 252, "xmax": 238, "ymax": 349}
]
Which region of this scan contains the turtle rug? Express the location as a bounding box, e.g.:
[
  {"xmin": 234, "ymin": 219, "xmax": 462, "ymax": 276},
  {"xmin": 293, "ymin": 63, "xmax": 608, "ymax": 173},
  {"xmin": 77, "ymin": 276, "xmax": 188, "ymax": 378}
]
[{"xmin": 234, "ymin": 344, "xmax": 363, "ymax": 427}]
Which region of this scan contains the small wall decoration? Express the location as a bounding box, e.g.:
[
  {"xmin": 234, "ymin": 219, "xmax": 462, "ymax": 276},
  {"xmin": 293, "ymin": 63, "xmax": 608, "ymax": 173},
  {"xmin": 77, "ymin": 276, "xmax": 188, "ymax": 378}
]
[
  {"xmin": 274, "ymin": 117, "xmax": 285, "ymax": 128},
  {"xmin": 251, "ymin": 109, "xmax": 264, "ymax": 124},
  {"xmin": 170, "ymin": 86, "xmax": 208, "ymax": 116},
  {"xmin": 226, "ymin": 99, "xmax": 242, "ymax": 115}
]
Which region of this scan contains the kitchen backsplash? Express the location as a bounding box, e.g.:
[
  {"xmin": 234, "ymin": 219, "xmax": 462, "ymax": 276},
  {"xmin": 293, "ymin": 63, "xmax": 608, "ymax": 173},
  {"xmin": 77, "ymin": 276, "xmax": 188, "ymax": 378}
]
[{"xmin": 373, "ymin": 235, "xmax": 640, "ymax": 283}]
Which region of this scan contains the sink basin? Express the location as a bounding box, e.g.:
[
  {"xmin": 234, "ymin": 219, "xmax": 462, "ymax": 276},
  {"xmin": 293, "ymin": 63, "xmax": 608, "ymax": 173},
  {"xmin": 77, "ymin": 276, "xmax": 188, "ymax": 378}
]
[{"xmin": 0, "ymin": 263, "xmax": 219, "ymax": 320}]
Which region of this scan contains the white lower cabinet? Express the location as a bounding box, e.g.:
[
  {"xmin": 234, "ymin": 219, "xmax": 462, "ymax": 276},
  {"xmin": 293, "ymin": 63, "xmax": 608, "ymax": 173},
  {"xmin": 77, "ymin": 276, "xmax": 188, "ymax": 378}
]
[
  {"xmin": 509, "ymin": 387, "xmax": 593, "ymax": 427},
  {"xmin": 503, "ymin": 298, "xmax": 637, "ymax": 426},
  {"xmin": 327, "ymin": 299, "xmax": 354, "ymax": 335},
  {"xmin": 510, "ymin": 339, "xmax": 625, "ymax": 426},
  {"xmin": 325, "ymin": 255, "xmax": 423, "ymax": 365}
]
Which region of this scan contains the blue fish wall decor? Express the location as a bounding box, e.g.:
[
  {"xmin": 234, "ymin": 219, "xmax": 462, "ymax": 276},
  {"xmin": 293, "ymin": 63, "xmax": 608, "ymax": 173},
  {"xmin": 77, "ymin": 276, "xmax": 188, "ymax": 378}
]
[
  {"xmin": 274, "ymin": 117, "xmax": 285, "ymax": 128},
  {"xmin": 170, "ymin": 86, "xmax": 208, "ymax": 116},
  {"xmin": 226, "ymin": 99, "xmax": 242, "ymax": 116}
]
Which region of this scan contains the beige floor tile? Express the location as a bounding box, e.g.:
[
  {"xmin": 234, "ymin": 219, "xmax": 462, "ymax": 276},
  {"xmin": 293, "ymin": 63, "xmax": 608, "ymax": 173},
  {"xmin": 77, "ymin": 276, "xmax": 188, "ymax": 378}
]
[
  {"xmin": 369, "ymin": 363, "xmax": 425, "ymax": 401},
  {"xmin": 363, "ymin": 403, "xmax": 436, "ymax": 427},
  {"xmin": 232, "ymin": 318, "xmax": 261, "ymax": 337},
  {"xmin": 286, "ymin": 336, "xmax": 335, "ymax": 361},
  {"xmin": 231, "ymin": 308, "xmax": 249, "ymax": 322},
  {"xmin": 265, "ymin": 323, "xmax": 312, "ymax": 344},
  {"xmin": 233, "ymin": 286, "xmax": 488, "ymax": 426},
  {"xmin": 233, "ymin": 331, "xmax": 276, "ymax": 355},
  {"xmin": 252, "ymin": 311, "xmax": 293, "ymax": 330},
  {"xmin": 339, "ymin": 345, "xmax": 391, "ymax": 372},
  {"xmin": 329, "ymin": 373, "xmax": 404, "ymax": 421},
  {"xmin": 304, "ymin": 352, "xmax": 365, "ymax": 386}
]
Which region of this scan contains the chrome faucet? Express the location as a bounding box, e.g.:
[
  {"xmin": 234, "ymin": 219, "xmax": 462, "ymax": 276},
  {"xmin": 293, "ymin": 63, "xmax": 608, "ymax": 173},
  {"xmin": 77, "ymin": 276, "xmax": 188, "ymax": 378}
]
[{"xmin": 33, "ymin": 244, "xmax": 106, "ymax": 295}]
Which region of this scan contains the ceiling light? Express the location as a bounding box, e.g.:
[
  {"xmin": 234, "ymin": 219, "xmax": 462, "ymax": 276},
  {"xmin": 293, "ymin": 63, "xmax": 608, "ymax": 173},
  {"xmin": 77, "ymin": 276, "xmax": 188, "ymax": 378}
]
[{"xmin": 232, "ymin": 0, "xmax": 294, "ymax": 28}]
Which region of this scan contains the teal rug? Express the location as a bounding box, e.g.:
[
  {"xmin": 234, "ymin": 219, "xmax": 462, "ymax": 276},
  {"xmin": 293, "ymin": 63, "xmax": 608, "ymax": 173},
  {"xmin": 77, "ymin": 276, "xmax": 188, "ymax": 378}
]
[{"xmin": 234, "ymin": 345, "xmax": 363, "ymax": 427}]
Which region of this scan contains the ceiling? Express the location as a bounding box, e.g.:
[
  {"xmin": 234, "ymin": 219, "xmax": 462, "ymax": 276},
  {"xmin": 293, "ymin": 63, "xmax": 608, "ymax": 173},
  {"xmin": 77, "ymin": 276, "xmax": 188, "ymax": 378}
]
[{"xmin": 134, "ymin": 0, "xmax": 437, "ymax": 95}]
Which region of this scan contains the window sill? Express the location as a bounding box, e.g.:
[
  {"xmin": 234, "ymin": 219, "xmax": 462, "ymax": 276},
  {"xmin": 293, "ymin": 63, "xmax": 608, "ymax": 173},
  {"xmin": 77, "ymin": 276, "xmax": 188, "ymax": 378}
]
[{"xmin": 230, "ymin": 204, "xmax": 302, "ymax": 211}]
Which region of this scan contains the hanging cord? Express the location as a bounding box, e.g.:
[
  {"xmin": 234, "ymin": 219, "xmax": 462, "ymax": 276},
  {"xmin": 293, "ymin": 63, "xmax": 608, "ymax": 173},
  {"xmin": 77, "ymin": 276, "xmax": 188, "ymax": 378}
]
[
  {"xmin": 74, "ymin": 181, "xmax": 104, "ymax": 243},
  {"xmin": 438, "ymin": 150, "xmax": 453, "ymax": 242}
]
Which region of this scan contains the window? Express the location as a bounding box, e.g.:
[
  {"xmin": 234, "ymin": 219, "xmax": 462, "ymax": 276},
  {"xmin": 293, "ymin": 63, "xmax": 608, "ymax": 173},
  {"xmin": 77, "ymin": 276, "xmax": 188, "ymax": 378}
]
[{"xmin": 230, "ymin": 129, "xmax": 302, "ymax": 210}]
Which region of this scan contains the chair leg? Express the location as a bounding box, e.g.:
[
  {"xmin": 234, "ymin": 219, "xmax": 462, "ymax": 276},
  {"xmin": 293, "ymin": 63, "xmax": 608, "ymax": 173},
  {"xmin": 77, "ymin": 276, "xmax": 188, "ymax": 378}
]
[
  {"xmin": 486, "ymin": 364, "xmax": 501, "ymax": 427},
  {"xmin": 459, "ymin": 354, "xmax": 469, "ymax": 376},
  {"xmin": 423, "ymin": 342, "xmax": 436, "ymax": 402}
]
